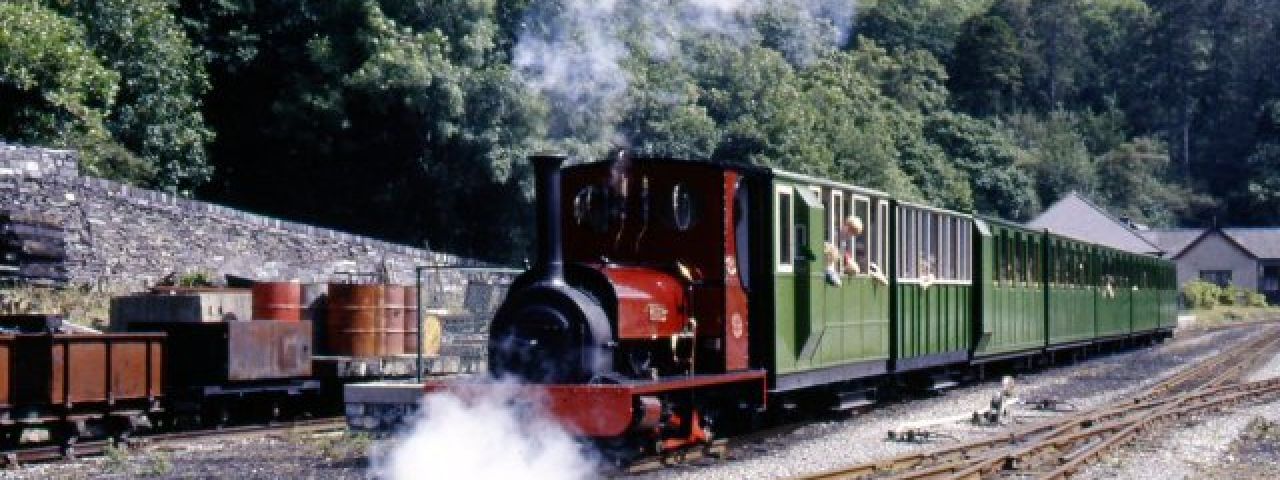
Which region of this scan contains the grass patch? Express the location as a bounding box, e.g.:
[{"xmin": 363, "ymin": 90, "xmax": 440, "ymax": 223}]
[
  {"xmin": 1185, "ymin": 306, "xmax": 1280, "ymax": 328},
  {"xmin": 0, "ymin": 285, "xmax": 114, "ymax": 328},
  {"xmin": 103, "ymin": 443, "xmax": 131, "ymax": 474},
  {"xmin": 140, "ymin": 449, "xmax": 174, "ymax": 476},
  {"xmin": 304, "ymin": 432, "xmax": 373, "ymax": 461}
]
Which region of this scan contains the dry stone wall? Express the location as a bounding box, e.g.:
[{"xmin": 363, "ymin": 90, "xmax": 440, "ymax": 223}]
[{"xmin": 0, "ymin": 142, "xmax": 510, "ymax": 301}]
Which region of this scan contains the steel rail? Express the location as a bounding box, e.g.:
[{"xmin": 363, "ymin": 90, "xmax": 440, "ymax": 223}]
[
  {"xmin": 799, "ymin": 325, "xmax": 1280, "ymax": 480},
  {"xmin": 0, "ymin": 417, "xmax": 346, "ymax": 467}
]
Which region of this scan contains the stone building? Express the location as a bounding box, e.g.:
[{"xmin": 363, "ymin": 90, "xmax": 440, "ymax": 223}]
[{"xmin": 1140, "ymin": 228, "xmax": 1280, "ymax": 304}]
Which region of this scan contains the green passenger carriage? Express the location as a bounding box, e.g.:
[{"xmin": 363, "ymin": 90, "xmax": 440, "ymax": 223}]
[{"xmin": 757, "ymin": 165, "xmax": 1177, "ymax": 398}]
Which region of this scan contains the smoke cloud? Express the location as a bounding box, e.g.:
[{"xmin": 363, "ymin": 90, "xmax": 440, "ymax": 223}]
[
  {"xmin": 379, "ymin": 380, "xmax": 596, "ymax": 480},
  {"xmin": 513, "ymin": 0, "xmax": 858, "ymax": 147}
]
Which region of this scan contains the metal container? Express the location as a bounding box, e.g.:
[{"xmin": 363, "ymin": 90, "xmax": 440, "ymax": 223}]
[
  {"xmin": 252, "ymin": 281, "xmax": 303, "ymax": 321},
  {"xmin": 0, "ymin": 314, "xmax": 63, "ymax": 333},
  {"xmin": 404, "ymin": 285, "xmax": 419, "ymax": 354},
  {"xmin": 12, "ymin": 333, "xmax": 164, "ymax": 408},
  {"xmin": 382, "ymin": 286, "xmax": 405, "ymax": 355},
  {"xmin": 127, "ymin": 320, "xmax": 311, "ymax": 384},
  {"xmin": 326, "ymin": 283, "xmax": 383, "ymax": 357},
  {"xmin": 110, "ymin": 289, "xmax": 252, "ymax": 329}
]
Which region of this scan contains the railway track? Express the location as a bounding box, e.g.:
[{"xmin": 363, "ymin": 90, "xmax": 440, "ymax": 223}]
[
  {"xmin": 0, "ymin": 417, "xmax": 347, "ymax": 468},
  {"xmin": 800, "ymin": 325, "xmax": 1280, "ymax": 480}
]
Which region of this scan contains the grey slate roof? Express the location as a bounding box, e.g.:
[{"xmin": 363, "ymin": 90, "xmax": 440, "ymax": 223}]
[
  {"xmin": 1137, "ymin": 228, "xmax": 1207, "ymax": 258},
  {"xmin": 1221, "ymin": 228, "xmax": 1280, "ymax": 259},
  {"xmin": 1026, "ymin": 192, "xmax": 1164, "ymax": 255}
]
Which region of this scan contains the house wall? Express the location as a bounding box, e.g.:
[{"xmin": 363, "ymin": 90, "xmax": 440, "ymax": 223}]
[{"xmin": 1175, "ymin": 232, "xmax": 1257, "ymax": 290}]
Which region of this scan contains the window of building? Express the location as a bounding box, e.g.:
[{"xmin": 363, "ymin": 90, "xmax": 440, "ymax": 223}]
[
  {"xmin": 1263, "ymin": 266, "xmax": 1280, "ymax": 292},
  {"xmin": 1200, "ymin": 270, "xmax": 1231, "ymax": 287}
]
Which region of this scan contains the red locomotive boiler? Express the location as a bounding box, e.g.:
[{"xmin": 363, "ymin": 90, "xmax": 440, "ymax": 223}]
[{"xmin": 426, "ymin": 152, "xmax": 767, "ymax": 454}]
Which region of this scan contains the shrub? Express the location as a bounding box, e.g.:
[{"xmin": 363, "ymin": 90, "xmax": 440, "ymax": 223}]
[
  {"xmin": 1246, "ymin": 290, "xmax": 1270, "ymax": 308},
  {"xmin": 1182, "ymin": 280, "xmax": 1221, "ymax": 310},
  {"xmin": 1219, "ymin": 285, "xmax": 1245, "ymax": 306}
]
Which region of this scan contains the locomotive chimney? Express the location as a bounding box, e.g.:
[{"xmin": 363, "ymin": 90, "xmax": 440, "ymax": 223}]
[{"xmin": 531, "ymin": 153, "xmax": 567, "ymax": 284}]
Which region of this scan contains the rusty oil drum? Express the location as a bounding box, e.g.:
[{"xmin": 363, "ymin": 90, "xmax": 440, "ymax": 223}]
[
  {"xmin": 403, "ymin": 285, "xmax": 419, "ymax": 354},
  {"xmin": 252, "ymin": 282, "xmax": 303, "ymax": 321},
  {"xmin": 382, "ymin": 285, "xmax": 405, "ymax": 355},
  {"xmin": 325, "ymin": 283, "xmax": 383, "ymax": 357}
]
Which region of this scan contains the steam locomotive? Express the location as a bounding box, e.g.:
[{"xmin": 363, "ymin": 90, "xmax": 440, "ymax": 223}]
[{"xmin": 431, "ymin": 152, "xmax": 1178, "ymax": 457}]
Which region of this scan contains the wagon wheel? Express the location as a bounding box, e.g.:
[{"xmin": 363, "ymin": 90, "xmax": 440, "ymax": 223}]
[
  {"xmin": 59, "ymin": 430, "xmax": 79, "ymax": 459},
  {"xmin": 202, "ymin": 402, "xmax": 231, "ymax": 429},
  {"xmin": 268, "ymin": 401, "xmax": 282, "ymax": 425},
  {"xmin": 110, "ymin": 416, "xmax": 136, "ymax": 446}
]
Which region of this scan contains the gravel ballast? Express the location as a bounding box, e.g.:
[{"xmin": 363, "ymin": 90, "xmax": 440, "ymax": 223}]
[{"xmin": 640, "ymin": 327, "xmax": 1263, "ymax": 480}]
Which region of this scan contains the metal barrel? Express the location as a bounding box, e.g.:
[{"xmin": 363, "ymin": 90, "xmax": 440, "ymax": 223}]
[
  {"xmin": 382, "ymin": 285, "xmax": 405, "ymax": 356},
  {"xmin": 301, "ymin": 283, "xmax": 328, "ymax": 351},
  {"xmin": 325, "ymin": 283, "xmax": 383, "ymax": 357},
  {"xmin": 404, "ymin": 285, "xmax": 419, "ymax": 354},
  {"xmin": 251, "ymin": 282, "xmax": 303, "ymax": 321}
]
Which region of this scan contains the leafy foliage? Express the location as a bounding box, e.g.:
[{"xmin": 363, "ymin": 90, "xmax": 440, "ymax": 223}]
[
  {"xmin": 0, "ymin": 1, "xmax": 120, "ymax": 168},
  {"xmin": 7, "ymin": 0, "xmax": 1280, "ymax": 260},
  {"xmin": 1182, "ymin": 280, "xmax": 1221, "ymax": 309}
]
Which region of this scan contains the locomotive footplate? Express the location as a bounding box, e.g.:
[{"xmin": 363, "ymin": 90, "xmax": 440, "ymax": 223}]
[{"xmin": 424, "ymin": 370, "xmax": 767, "ymax": 441}]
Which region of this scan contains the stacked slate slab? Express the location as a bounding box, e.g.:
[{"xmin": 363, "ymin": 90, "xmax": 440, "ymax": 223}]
[{"xmin": 0, "ymin": 211, "xmax": 69, "ymax": 286}]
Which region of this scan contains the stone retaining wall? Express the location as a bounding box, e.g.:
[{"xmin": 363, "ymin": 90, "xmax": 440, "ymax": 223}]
[{"xmin": 0, "ymin": 142, "xmax": 512, "ymax": 293}]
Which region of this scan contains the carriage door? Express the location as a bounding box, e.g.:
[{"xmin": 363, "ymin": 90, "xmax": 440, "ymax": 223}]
[{"xmin": 793, "ymin": 186, "xmax": 825, "ymax": 366}]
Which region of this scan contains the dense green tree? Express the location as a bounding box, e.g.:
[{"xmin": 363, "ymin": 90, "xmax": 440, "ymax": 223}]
[
  {"xmin": 55, "ymin": 0, "xmax": 213, "ymax": 192},
  {"xmin": 855, "ymin": 0, "xmax": 991, "ymax": 64},
  {"xmin": 0, "ymin": 1, "xmax": 123, "ymax": 173},
  {"xmin": 949, "ymin": 14, "xmax": 1022, "ymax": 115},
  {"xmin": 188, "ymin": 0, "xmax": 546, "ymax": 262},
  {"xmin": 1095, "ymin": 137, "xmax": 1212, "ymax": 225},
  {"xmin": 1007, "ymin": 110, "xmax": 1095, "ymax": 204},
  {"xmin": 925, "ymin": 112, "xmax": 1039, "ymax": 219}
]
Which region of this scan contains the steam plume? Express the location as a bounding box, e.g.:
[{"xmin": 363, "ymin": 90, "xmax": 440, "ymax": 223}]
[
  {"xmin": 380, "ymin": 380, "xmax": 596, "ymax": 479},
  {"xmin": 513, "ymin": 0, "xmax": 858, "ymax": 147}
]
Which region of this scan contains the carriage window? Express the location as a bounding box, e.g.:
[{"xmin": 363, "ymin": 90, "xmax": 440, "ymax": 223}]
[
  {"xmin": 828, "ymin": 191, "xmax": 843, "ymax": 268},
  {"xmin": 1030, "ymin": 238, "xmax": 1039, "ymax": 285},
  {"xmin": 777, "ymin": 189, "xmax": 793, "ymax": 272},
  {"xmin": 852, "ymin": 197, "xmax": 870, "ymax": 275},
  {"xmin": 875, "ymin": 201, "xmax": 888, "ymax": 275},
  {"xmin": 922, "ymin": 213, "xmax": 934, "ymax": 279},
  {"xmin": 671, "ymin": 183, "xmax": 696, "ymax": 231},
  {"xmin": 897, "ymin": 206, "xmax": 914, "ymax": 278},
  {"xmin": 825, "ymin": 190, "xmax": 840, "ymax": 243},
  {"xmin": 961, "ymin": 219, "xmax": 971, "ymax": 280},
  {"xmin": 733, "ymin": 179, "xmax": 751, "ymax": 290}
]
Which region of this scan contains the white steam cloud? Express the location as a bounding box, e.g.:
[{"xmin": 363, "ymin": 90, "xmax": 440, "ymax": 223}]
[
  {"xmin": 380, "ymin": 380, "xmax": 596, "ymax": 479},
  {"xmin": 513, "ymin": 0, "xmax": 858, "ymax": 144}
]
